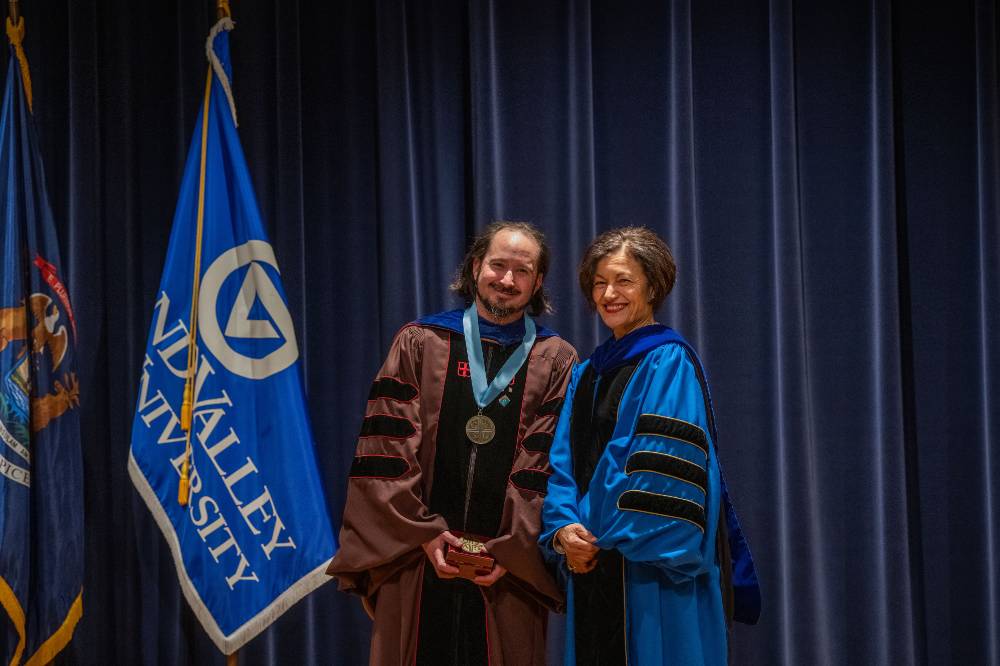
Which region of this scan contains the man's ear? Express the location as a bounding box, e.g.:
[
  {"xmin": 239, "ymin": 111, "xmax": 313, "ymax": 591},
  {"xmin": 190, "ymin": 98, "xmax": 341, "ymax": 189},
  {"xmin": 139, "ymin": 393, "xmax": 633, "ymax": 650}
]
[
  {"xmin": 472, "ymin": 257, "xmax": 482, "ymax": 277},
  {"xmin": 534, "ymin": 274, "xmax": 543, "ymax": 294}
]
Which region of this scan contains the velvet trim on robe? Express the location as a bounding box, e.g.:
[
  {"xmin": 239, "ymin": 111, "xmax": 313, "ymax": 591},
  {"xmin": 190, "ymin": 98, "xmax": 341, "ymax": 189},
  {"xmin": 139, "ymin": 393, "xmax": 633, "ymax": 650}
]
[
  {"xmin": 328, "ymin": 315, "xmax": 577, "ymax": 665},
  {"xmin": 541, "ymin": 332, "xmax": 738, "ymax": 666}
]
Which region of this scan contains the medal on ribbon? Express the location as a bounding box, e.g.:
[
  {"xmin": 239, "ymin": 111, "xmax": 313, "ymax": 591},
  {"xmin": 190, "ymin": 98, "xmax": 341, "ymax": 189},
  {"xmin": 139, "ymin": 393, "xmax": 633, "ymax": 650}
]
[
  {"xmin": 461, "ymin": 303, "xmax": 536, "ymax": 445},
  {"xmin": 465, "ymin": 414, "xmax": 496, "ymax": 445}
]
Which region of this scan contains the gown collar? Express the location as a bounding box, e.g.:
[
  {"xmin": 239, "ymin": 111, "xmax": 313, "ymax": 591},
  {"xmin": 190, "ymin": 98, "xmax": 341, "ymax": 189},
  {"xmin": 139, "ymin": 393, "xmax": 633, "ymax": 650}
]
[
  {"xmin": 415, "ymin": 308, "xmax": 556, "ymax": 345},
  {"xmin": 588, "ymin": 324, "xmax": 685, "ymax": 375}
]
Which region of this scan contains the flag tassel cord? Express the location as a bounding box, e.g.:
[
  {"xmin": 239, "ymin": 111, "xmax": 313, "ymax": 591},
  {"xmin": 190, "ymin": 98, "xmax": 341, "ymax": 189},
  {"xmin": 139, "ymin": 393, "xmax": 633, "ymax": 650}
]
[
  {"xmin": 177, "ymin": 63, "xmax": 213, "ymax": 507},
  {"xmin": 178, "ymin": 0, "xmax": 237, "ymax": 506}
]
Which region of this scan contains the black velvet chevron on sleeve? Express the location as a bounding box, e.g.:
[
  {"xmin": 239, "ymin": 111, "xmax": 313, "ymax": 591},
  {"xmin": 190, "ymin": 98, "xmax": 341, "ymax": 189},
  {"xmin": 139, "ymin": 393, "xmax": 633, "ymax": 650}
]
[
  {"xmin": 625, "ymin": 451, "xmax": 707, "ymax": 493},
  {"xmin": 368, "ymin": 376, "xmax": 419, "ymax": 402},
  {"xmin": 634, "ymin": 414, "xmax": 709, "ymax": 457},
  {"xmin": 537, "ymin": 397, "xmax": 564, "ymax": 417},
  {"xmin": 349, "ymin": 455, "xmax": 410, "ymax": 479},
  {"xmin": 509, "ymin": 468, "xmax": 551, "ymax": 494},
  {"xmin": 520, "ymin": 432, "xmax": 553, "ymax": 454},
  {"xmin": 617, "ymin": 489, "xmax": 706, "ymax": 531},
  {"xmin": 359, "ymin": 414, "xmax": 416, "ymax": 439}
]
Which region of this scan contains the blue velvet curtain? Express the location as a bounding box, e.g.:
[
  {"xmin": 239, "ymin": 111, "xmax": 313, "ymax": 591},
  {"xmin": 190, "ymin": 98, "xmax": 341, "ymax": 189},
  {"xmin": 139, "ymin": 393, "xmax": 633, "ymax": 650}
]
[{"xmin": 4, "ymin": 0, "xmax": 996, "ymax": 664}]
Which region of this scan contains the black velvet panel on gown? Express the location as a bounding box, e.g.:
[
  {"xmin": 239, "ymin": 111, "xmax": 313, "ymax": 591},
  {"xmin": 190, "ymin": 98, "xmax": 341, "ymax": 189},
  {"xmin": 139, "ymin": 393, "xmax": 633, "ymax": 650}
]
[
  {"xmin": 416, "ymin": 334, "xmax": 527, "ymax": 664},
  {"xmin": 569, "ymin": 362, "xmax": 640, "ymax": 666}
]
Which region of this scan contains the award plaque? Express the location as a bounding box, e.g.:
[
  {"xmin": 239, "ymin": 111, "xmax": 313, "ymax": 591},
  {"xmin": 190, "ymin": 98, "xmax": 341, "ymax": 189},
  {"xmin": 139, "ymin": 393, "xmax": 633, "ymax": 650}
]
[{"xmin": 445, "ymin": 533, "xmax": 495, "ymax": 579}]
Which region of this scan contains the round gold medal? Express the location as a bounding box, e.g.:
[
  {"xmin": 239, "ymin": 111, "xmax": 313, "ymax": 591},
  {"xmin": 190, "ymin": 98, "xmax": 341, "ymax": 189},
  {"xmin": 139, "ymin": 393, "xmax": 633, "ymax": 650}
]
[{"xmin": 465, "ymin": 414, "xmax": 495, "ymax": 445}]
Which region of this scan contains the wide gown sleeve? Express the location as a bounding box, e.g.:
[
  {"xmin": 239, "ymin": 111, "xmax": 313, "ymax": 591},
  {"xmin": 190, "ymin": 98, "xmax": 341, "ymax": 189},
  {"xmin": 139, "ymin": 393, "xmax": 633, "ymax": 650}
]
[
  {"xmin": 326, "ymin": 326, "xmax": 449, "ymax": 598},
  {"xmin": 586, "ymin": 345, "xmax": 721, "ymax": 584}
]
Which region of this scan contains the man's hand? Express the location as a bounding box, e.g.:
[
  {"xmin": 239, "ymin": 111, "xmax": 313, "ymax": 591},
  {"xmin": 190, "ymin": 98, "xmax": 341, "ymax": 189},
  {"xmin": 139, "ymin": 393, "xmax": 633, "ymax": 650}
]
[
  {"xmin": 557, "ymin": 523, "xmax": 599, "ymax": 574},
  {"xmin": 422, "ymin": 531, "xmax": 463, "ymax": 579},
  {"xmin": 472, "ymin": 562, "xmax": 507, "ymax": 587}
]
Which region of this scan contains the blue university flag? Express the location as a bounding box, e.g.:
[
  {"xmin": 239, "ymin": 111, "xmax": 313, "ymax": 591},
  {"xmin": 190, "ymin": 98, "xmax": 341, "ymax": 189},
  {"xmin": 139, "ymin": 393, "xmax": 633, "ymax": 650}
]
[
  {"xmin": 0, "ymin": 19, "xmax": 84, "ymax": 666},
  {"xmin": 128, "ymin": 17, "xmax": 336, "ymax": 654}
]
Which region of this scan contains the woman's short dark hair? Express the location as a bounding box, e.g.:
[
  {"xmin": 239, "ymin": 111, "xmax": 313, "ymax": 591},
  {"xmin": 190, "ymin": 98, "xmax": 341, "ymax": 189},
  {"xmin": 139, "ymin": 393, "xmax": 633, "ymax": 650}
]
[
  {"xmin": 578, "ymin": 227, "xmax": 677, "ymax": 311},
  {"xmin": 450, "ymin": 221, "xmax": 553, "ymax": 316}
]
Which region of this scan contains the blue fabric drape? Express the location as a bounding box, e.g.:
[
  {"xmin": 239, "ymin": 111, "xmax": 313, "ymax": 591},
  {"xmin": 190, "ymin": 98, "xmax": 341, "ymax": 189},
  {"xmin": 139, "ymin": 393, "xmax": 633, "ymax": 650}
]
[{"xmin": 1, "ymin": 1, "xmax": 996, "ymax": 664}]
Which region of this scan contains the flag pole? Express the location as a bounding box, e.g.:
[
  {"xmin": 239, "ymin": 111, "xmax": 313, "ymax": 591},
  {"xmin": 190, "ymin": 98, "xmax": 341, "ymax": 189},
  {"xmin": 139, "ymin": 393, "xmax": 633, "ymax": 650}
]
[
  {"xmin": 7, "ymin": 0, "xmax": 18, "ymax": 23},
  {"xmin": 215, "ymin": 0, "xmax": 236, "ymax": 655}
]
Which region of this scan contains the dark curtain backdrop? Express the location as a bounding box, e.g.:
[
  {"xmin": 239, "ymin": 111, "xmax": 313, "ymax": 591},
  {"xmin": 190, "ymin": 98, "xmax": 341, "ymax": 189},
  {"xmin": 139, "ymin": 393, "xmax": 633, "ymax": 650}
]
[{"xmin": 2, "ymin": 0, "xmax": 995, "ymax": 664}]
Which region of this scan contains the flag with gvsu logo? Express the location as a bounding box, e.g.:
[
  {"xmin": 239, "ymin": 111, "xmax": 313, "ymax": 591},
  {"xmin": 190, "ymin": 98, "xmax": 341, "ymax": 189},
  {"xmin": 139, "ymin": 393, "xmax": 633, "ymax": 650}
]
[
  {"xmin": 127, "ymin": 13, "xmax": 336, "ymax": 654},
  {"xmin": 0, "ymin": 16, "xmax": 84, "ymax": 666}
]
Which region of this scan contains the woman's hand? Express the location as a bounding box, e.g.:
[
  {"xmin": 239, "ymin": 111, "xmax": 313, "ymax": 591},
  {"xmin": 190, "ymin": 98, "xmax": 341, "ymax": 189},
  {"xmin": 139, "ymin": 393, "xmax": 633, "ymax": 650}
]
[{"xmin": 557, "ymin": 523, "xmax": 599, "ymax": 574}]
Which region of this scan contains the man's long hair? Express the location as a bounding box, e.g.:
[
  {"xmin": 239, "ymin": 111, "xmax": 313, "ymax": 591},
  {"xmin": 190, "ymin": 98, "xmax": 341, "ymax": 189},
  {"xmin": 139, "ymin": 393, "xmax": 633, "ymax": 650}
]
[{"xmin": 449, "ymin": 221, "xmax": 554, "ymax": 316}]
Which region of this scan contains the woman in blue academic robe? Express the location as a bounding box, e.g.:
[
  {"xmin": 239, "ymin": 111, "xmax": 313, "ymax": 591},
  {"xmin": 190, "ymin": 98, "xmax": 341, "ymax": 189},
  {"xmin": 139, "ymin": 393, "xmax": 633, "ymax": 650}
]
[{"xmin": 541, "ymin": 227, "xmax": 757, "ymax": 665}]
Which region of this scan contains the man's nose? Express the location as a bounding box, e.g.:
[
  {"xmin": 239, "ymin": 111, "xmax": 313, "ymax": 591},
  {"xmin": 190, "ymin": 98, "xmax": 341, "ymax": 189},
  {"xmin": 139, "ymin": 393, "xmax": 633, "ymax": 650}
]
[{"xmin": 500, "ymin": 270, "xmax": 515, "ymax": 286}]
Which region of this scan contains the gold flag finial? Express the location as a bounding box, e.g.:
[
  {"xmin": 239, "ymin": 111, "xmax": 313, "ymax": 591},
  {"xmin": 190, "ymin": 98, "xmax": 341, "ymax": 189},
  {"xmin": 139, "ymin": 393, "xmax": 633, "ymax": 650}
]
[{"xmin": 5, "ymin": 2, "xmax": 32, "ymax": 113}]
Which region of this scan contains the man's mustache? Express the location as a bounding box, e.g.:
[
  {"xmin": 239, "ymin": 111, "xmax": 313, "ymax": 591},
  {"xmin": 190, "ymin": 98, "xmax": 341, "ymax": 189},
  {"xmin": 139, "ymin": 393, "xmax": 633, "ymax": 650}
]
[{"xmin": 489, "ymin": 283, "xmax": 520, "ymax": 296}]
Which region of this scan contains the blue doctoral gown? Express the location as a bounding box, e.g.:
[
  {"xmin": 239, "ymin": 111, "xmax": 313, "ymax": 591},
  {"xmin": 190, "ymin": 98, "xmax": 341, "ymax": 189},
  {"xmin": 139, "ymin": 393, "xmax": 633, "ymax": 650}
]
[{"xmin": 541, "ymin": 329, "xmax": 728, "ymax": 665}]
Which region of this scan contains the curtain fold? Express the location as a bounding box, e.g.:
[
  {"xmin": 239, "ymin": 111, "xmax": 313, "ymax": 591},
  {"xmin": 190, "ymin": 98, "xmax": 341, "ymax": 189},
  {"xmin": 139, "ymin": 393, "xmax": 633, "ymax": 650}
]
[
  {"xmin": 765, "ymin": 0, "xmax": 816, "ymax": 661},
  {"xmin": 0, "ymin": 1, "xmax": 995, "ymax": 664},
  {"xmin": 973, "ymin": 2, "xmax": 1000, "ymax": 665}
]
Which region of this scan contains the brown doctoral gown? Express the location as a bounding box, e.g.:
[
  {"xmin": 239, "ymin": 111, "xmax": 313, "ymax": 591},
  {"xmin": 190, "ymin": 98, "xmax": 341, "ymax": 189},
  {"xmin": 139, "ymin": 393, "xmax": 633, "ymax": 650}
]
[{"xmin": 328, "ymin": 314, "xmax": 576, "ymax": 665}]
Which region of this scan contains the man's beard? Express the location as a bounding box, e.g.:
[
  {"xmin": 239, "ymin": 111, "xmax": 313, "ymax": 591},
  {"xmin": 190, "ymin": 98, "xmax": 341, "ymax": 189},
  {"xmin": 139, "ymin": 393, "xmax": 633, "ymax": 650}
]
[{"xmin": 476, "ymin": 283, "xmax": 526, "ymax": 321}]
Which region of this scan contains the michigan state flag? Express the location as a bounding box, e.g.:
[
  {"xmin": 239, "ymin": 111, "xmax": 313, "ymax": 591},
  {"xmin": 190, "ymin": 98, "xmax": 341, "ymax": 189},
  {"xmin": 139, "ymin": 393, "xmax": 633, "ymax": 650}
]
[
  {"xmin": 0, "ymin": 18, "xmax": 84, "ymax": 666},
  {"xmin": 128, "ymin": 17, "xmax": 336, "ymax": 654}
]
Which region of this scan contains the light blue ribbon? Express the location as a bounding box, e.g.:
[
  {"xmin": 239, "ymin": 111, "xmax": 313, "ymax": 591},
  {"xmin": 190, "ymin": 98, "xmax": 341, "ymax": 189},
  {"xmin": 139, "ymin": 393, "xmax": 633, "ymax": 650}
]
[{"xmin": 462, "ymin": 303, "xmax": 536, "ymax": 409}]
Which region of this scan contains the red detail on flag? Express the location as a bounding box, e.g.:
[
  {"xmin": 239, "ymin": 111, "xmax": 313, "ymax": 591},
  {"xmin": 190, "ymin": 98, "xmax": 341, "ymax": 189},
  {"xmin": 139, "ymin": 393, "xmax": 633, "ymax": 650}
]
[
  {"xmin": 34, "ymin": 254, "xmax": 77, "ymax": 340},
  {"xmin": 457, "ymin": 361, "xmax": 470, "ymax": 378}
]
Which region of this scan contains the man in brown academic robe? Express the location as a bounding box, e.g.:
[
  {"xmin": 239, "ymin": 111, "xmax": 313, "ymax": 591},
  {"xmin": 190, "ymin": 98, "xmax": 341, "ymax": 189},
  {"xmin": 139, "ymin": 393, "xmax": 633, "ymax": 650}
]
[{"xmin": 328, "ymin": 222, "xmax": 577, "ymax": 664}]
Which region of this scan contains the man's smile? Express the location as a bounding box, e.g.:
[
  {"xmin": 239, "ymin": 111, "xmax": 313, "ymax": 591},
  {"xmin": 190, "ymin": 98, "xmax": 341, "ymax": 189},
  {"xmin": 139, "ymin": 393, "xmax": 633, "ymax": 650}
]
[{"xmin": 490, "ymin": 283, "xmax": 520, "ymax": 296}]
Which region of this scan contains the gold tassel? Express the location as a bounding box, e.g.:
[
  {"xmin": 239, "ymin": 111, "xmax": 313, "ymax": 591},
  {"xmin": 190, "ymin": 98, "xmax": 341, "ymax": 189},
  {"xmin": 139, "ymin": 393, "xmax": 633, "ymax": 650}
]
[{"xmin": 177, "ymin": 455, "xmax": 190, "ymax": 506}]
